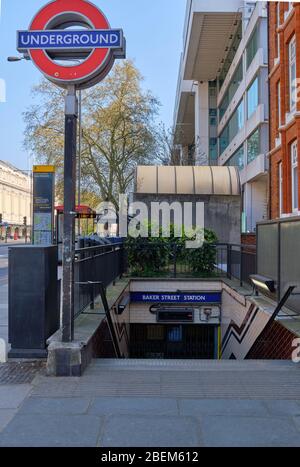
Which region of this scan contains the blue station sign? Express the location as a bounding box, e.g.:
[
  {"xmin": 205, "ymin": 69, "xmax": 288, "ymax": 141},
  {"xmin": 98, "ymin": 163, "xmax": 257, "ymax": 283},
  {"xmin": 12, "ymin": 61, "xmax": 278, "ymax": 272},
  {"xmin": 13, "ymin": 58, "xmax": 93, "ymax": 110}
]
[
  {"xmin": 17, "ymin": 29, "xmax": 123, "ymax": 52},
  {"xmin": 130, "ymin": 292, "xmax": 222, "ymax": 304}
]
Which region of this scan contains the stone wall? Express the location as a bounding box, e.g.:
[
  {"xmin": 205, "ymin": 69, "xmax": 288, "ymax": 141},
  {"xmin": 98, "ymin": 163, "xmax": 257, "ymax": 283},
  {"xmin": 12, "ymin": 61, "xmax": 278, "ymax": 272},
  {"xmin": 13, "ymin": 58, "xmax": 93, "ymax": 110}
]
[{"xmin": 133, "ymin": 194, "xmax": 241, "ymax": 244}]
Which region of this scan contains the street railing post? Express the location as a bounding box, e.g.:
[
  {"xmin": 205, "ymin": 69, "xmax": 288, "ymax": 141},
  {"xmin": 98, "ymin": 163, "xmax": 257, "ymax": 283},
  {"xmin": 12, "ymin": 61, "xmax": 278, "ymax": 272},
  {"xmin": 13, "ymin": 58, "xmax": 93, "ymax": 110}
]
[
  {"xmin": 173, "ymin": 243, "xmax": 177, "ymax": 278},
  {"xmin": 240, "ymin": 245, "xmax": 243, "ymax": 287},
  {"xmin": 62, "ymin": 86, "xmax": 78, "ymax": 343},
  {"xmin": 227, "ymin": 244, "xmax": 232, "ymax": 280}
]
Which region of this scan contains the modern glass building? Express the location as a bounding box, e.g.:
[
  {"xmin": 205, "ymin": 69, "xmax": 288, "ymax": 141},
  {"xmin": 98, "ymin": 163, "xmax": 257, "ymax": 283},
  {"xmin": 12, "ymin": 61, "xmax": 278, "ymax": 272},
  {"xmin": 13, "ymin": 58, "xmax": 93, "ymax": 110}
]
[{"xmin": 174, "ymin": 0, "xmax": 269, "ymax": 235}]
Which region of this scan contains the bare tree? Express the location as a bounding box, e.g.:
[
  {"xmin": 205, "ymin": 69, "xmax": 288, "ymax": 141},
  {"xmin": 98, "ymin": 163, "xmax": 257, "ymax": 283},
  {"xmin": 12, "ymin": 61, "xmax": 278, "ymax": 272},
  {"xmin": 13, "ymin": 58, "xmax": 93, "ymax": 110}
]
[
  {"xmin": 154, "ymin": 123, "xmax": 182, "ymax": 166},
  {"xmin": 23, "ymin": 60, "xmax": 160, "ymax": 209}
]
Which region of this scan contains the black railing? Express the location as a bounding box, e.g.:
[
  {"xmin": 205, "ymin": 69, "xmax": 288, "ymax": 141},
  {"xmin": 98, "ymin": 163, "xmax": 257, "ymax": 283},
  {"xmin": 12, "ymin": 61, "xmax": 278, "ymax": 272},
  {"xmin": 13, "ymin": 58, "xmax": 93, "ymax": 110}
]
[
  {"xmin": 226, "ymin": 243, "xmax": 257, "ymax": 286},
  {"xmin": 73, "ymin": 241, "xmax": 256, "ymax": 318},
  {"xmin": 127, "ymin": 242, "xmax": 256, "ymax": 285},
  {"xmin": 74, "ymin": 242, "xmax": 125, "ymax": 318}
]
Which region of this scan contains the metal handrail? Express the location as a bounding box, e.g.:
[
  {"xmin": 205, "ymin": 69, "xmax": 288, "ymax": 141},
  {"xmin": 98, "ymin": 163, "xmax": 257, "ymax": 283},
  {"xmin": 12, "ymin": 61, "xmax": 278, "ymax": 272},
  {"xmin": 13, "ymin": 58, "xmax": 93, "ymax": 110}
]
[{"xmin": 75, "ymin": 242, "xmax": 124, "ymax": 255}]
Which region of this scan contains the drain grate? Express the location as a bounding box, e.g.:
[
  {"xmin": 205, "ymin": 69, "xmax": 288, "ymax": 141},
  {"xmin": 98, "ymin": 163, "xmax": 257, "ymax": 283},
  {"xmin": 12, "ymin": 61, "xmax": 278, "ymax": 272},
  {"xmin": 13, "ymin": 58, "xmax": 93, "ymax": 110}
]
[{"xmin": 0, "ymin": 361, "xmax": 45, "ymax": 385}]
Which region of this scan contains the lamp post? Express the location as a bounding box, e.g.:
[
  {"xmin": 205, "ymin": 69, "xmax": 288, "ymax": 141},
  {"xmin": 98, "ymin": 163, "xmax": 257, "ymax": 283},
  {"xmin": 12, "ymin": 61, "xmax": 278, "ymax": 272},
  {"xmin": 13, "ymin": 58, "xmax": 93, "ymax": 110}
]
[{"xmin": 7, "ymin": 55, "xmax": 30, "ymax": 62}]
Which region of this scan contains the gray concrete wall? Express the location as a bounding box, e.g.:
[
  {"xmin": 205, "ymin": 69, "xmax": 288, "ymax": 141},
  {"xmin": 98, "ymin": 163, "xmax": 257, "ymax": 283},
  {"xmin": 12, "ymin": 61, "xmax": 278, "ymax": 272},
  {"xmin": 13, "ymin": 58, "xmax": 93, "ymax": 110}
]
[{"xmin": 132, "ymin": 194, "xmax": 241, "ymax": 244}]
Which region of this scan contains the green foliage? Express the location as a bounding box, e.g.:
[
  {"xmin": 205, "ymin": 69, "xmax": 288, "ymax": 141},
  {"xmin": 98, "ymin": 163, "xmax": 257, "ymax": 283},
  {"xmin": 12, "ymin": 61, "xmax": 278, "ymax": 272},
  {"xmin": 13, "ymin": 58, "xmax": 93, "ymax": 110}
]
[
  {"xmin": 125, "ymin": 235, "xmax": 169, "ymax": 276},
  {"xmin": 125, "ymin": 224, "xmax": 218, "ymax": 277},
  {"xmin": 186, "ymin": 229, "xmax": 218, "ymax": 274}
]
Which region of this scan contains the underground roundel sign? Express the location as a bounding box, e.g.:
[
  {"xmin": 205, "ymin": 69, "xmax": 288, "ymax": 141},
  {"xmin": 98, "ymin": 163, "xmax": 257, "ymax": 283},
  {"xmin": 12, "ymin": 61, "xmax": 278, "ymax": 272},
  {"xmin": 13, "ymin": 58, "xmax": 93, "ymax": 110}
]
[{"xmin": 17, "ymin": 0, "xmax": 126, "ymax": 89}]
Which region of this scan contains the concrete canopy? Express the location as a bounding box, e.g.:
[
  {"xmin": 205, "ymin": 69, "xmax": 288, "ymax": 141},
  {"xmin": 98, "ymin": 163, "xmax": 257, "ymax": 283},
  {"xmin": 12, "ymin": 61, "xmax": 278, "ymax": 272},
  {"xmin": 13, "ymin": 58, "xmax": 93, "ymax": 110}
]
[
  {"xmin": 135, "ymin": 166, "xmax": 241, "ymax": 196},
  {"xmin": 174, "ymin": 80, "xmax": 195, "ymax": 146},
  {"xmin": 182, "ymin": 0, "xmax": 242, "ymax": 82}
]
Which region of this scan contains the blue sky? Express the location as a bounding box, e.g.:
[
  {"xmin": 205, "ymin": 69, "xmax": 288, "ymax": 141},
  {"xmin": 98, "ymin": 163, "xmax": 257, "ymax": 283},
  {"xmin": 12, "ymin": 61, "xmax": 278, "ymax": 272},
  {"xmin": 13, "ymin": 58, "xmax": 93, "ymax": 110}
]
[{"xmin": 0, "ymin": 0, "xmax": 186, "ymax": 169}]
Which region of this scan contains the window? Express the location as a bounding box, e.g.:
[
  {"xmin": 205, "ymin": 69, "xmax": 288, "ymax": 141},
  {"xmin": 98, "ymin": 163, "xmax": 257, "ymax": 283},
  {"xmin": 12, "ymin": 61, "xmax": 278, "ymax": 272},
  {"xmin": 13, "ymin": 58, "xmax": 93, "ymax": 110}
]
[
  {"xmin": 291, "ymin": 140, "xmax": 298, "ymax": 212},
  {"xmin": 209, "ymin": 109, "xmax": 217, "ymax": 126},
  {"xmin": 247, "ymin": 77, "xmax": 258, "ymax": 119},
  {"xmin": 246, "ymin": 26, "xmax": 258, "ymax": 70},
  {"xmin": 247, "ymin": 128, "xmax": 260, "ymax": 164},
  {"xmin": 277, "ymin": 81, "xmax": 281, "ymax": 129},
  {"xmin": 209, "ymin": 138, "xmax": 218, "ymax": 162},
  {"xmin": 284, "ymin": 2, "xmax": 293, "ymax": 21},
  {"xmin": 225, "ymin": 145, "xmax": 245, "ymax": 171},
  {"xmin": 279, "ymin": 162, "xmax": 283, "ymax": 217},
  {"xmin": 219, "ymin": 59, "xmax": 243, "ymax": 121},
  {"xmin": 289, "ymin": 36, "xmax": 297, "ymax": 112},
  {"xmin": 219, "ymin": 100, "xmax": 244, "ymax": 155},
  {"xmin": 209, "ymin": 80, "xmax": 217, "ymax": 97}
]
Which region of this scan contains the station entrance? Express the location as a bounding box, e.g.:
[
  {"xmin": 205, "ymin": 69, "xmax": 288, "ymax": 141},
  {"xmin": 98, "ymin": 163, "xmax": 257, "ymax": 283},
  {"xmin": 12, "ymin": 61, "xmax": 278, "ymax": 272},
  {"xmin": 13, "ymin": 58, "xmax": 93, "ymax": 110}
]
[
  {"xmin": 119, "ymin": 289, "xmax": 222, "ymax": 361},
  {"xmin": 130, "ymin": 324, "xmax": 217, "ymax": 360}
]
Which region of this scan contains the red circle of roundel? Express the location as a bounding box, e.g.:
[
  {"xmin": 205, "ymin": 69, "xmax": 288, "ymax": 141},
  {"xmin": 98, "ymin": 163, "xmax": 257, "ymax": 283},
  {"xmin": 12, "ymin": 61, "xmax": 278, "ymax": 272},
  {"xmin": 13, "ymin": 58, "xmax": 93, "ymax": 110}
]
[{"xmin": 29, "ymin": 0, "xmax": 111, "ymax": 84}]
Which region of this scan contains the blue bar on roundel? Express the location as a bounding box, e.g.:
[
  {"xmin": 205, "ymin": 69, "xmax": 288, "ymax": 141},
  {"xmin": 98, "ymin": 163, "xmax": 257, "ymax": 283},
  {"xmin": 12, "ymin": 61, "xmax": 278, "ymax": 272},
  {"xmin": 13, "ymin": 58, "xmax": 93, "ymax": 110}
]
[{"xmin": 17, "ymin": 29, "xmax": 122, "ymax": 51}]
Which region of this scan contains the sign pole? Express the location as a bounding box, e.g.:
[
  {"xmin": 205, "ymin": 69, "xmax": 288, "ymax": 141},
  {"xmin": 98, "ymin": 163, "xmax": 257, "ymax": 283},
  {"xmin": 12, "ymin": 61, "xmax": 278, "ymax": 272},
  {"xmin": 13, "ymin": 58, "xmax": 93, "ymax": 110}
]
[
  {"xmin": 62, "ymin": 86, "xmax": 78, "ymax": 343},
  {"xmin": 77, "ymin": 89, "xmax": 82, "ymax": 237}
]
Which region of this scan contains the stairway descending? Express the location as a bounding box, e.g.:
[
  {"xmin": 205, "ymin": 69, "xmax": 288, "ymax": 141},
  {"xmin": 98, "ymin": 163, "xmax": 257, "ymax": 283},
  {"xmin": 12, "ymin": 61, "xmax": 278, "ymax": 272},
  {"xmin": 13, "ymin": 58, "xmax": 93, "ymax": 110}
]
[{"xmin": 80, "ymin": 359, "xmax": 300, "ymax": 400}]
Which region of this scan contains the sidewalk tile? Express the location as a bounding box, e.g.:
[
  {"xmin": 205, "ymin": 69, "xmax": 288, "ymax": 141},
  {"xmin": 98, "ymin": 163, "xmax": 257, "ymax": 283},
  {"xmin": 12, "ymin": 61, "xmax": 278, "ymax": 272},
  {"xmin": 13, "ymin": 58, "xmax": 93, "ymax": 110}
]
[
  {"xmin": 100, "ymin": 414, "xmax": 202, "ymax": 447},
  {"xmin": 0, "ymin": 410, "xmax": 17, "ymax": 432},
  {"xmin": 179, "ymin": 399, "xmax": 268, "ymax": 417},
  {"xmin": 264, "ymin": 400, "xmax": 300, "ymax": 417},
  {"xmin": 0, "ymin": 414, "xmax": 103, "ymax": 447},
  {"xmin": 0, "ymin": 385, "xmax": 31, "ymax": 409},
  {"xmin": 199, "ymin": 415, "xmax": 300, "ymax": 447},
  {"xmin": 89, "ymin": 397, "xmax": 178, "ymax": 416},
  {"xmin": 19, "ymin": 397, "xmax": 91, "ymax": 415}
]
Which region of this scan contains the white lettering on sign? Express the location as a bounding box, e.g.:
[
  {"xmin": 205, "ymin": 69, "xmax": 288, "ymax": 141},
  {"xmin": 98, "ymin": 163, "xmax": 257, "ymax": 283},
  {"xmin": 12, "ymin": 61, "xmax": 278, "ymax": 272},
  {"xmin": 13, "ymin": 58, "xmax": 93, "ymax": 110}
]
[
  {"xmin": 142, "ymin": 295, "xmax": 160, "ymax": 301},
  {"xmin": 161, "ymin": 295, "xmax": 180, "ymax": 302},
  {"xmin": 184, "ymin": 295, "xmax": 206, "ymax": 302},
  {"xmin": 110, "ymin": 34, "xmax": 119, "ymax": 44},
  {"xmin": 19, "ymin": 31, "xmax": 121, "ymax": 49}
]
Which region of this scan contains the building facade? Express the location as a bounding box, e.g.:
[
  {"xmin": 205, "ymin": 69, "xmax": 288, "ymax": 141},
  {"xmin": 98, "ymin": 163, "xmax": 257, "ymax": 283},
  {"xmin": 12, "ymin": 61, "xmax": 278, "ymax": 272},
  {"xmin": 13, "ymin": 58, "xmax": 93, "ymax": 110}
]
[
  {"xmin": 174, "ymin": 0, "xmax": 269, "ymax": 234},
  {"xmin": 0, "ymin": 161, "xmax": 32, "ymax": 237},
  {"xmin": 269, "ymin": 2, "xmax": 300, "ymax": 219}
]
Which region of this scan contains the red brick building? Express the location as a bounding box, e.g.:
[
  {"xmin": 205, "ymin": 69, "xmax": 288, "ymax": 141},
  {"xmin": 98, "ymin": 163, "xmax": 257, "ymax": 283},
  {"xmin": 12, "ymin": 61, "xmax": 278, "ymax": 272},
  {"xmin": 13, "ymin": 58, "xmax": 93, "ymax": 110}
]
[{"xmin": 269, "ymin": 2, "xmax": 300, "ymax": 219}]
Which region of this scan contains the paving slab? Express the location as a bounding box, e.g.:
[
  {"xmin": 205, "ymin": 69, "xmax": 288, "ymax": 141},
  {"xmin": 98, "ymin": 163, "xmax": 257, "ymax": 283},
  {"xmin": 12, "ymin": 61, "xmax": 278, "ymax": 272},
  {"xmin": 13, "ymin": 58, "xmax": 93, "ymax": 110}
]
[
  {"xmin": 0, "ymin": 414, "xmax": 103, "ymax": 447},
  {"xmin": 0, "ymin": 410, "xmax": 17, "ymax": 432},
  {"xmin": 89, "ymin": 397, "xmax": 178, "ymax": 416},
  {"xmin": 263, "ymin": 400, "xmax": 300, "ymax": 417},
  {"xmin": 100, "ymin": 414, "xmax": 202, "ymax": 448},
  {"xmin": 0, "ymin": 385, "xmax": 32, "ymax": 409},
  {"xmin": 179, "ymin": 399, "xmax": 268, "ymax": 417},
  {"xmin": 199, "ymin": 414, "xmax": 300, "ymax": 447},
  {"xmin": 19, "ymin": 397, "xmax": 91, "ymax": 415}
]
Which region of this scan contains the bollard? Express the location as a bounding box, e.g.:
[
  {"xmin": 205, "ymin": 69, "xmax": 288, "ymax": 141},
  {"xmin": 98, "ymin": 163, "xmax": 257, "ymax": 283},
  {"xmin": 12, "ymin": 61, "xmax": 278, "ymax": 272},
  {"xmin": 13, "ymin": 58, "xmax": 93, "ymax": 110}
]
[{"xmin": 0, "ymin": 338, "xmax": 7, "ymax": 363}]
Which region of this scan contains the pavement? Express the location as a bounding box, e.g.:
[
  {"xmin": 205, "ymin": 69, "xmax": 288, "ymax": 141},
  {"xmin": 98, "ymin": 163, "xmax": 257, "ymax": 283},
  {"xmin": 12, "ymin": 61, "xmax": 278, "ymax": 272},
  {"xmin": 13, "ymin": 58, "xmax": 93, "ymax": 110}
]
[{"xmin": 1, "ymin": 359, "xmax": 300, "ymax": 447}]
